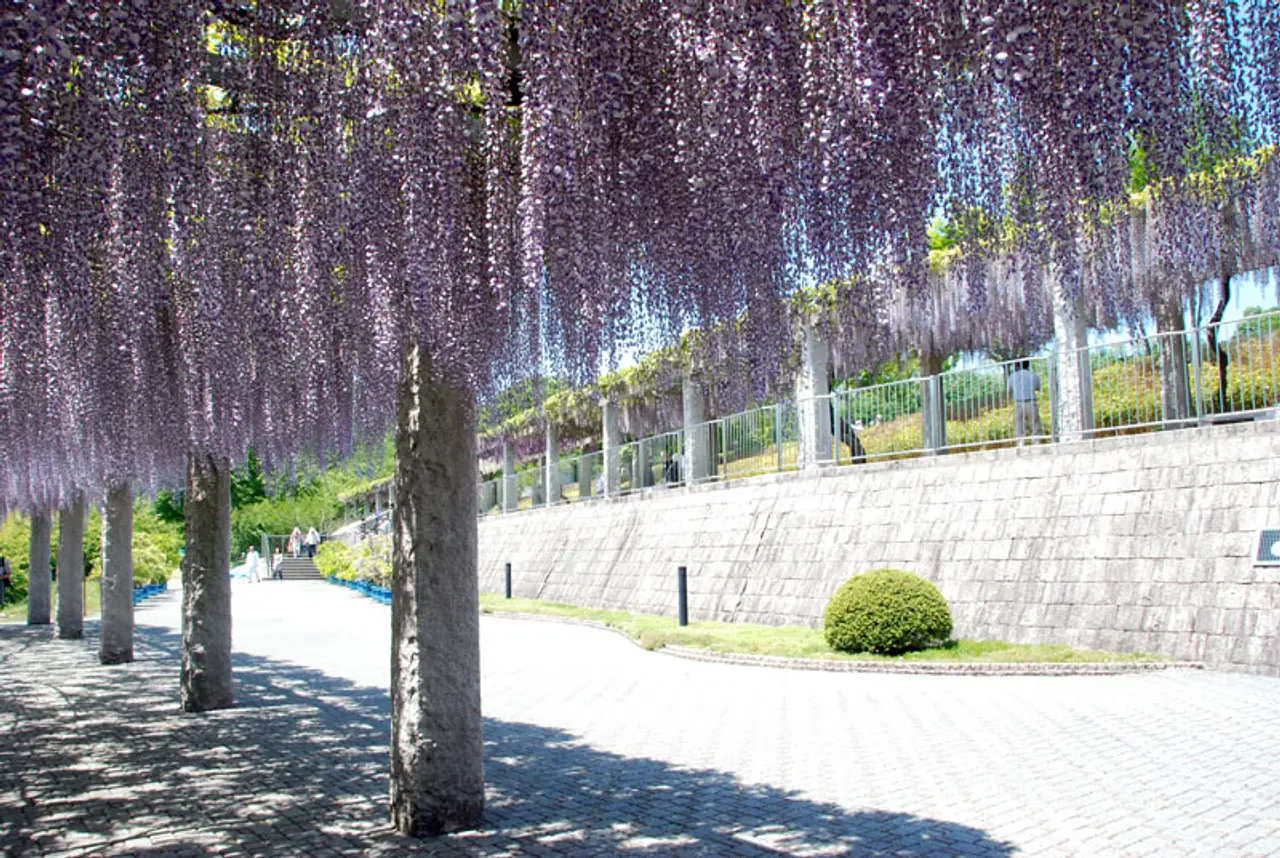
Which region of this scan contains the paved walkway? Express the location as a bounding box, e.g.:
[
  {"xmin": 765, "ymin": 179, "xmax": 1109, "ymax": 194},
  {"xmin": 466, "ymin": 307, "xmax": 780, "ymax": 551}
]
[{"xmin": 2, "ymin": 581, "xmax": 1279, "ymax": 857}]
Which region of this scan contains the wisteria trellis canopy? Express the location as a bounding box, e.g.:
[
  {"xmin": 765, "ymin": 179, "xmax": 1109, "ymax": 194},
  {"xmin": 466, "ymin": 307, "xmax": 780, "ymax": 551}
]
[{"xmin": 1, "ymin": 0, "xmax": 1277, "ymax": 509}]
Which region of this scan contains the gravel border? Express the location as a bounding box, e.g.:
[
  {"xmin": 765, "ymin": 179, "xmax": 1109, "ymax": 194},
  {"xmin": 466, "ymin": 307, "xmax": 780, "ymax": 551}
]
[{"xmin": 480, "ymin": 610, "xmax": 1204, "ymax": 676}]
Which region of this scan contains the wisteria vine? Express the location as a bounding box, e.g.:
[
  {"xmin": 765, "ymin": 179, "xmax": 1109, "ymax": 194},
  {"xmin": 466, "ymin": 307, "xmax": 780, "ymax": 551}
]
[{"xmin": 1, "ymin": 0, "xmax": 1278, "ymax": 511}]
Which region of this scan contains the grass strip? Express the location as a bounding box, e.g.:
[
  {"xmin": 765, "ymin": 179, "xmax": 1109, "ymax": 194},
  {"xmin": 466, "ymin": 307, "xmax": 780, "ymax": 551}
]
[
  {"xmin": 479, "ymin": 594, "xmax": 1167, "ymax": 663},
  {"xmin": 0, "ymin": 583, "xmax": 103, "ymax": 625}
]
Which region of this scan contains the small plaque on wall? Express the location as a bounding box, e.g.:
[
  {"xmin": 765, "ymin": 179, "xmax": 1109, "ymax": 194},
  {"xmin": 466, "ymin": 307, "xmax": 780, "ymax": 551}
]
[{"xmin": 1255, "ymin": 529, "xmax": 1280, "ymax": 567}]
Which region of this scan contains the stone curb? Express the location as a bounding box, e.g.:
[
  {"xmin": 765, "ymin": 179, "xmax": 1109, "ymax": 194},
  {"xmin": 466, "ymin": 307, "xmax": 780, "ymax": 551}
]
[{"xmin": 480, "ymin": 610, "xmax": 1204, "ymax": 676}]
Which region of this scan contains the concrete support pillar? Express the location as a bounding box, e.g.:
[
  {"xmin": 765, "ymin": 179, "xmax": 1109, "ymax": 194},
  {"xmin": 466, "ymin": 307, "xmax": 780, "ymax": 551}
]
[
  {"xmin": 1051, "ymin": 275, "xmax": 1095, "ymax": 442},
  {"xmin": 602, "ymin": 399, "xmax": 621, "ymax": 497},
  {"xmin": 636, "ymin": 437, "xmax": 652, "ymax": 489},
  {"xmin": 27, "ymin": 508, "xmax": 52, "ymax": 625},
  {"xmin": 681, "ymin": 374, "xmax": 708, "ymax": 484},
  {"xmin": 100, "ymin": 480, "xmax": 134, "ymax": 665},
  {"xmin": 181, "ymin": 450, "xmax": 233, "ymax": 712},
  {"xmin": 501, "ymin": 441, "xmax": 517, "ymax": 512},
  {"xmin": 795, "ymin": 324, "xmax": 833, "ymax": 469},
  {"xmin": 544, "ymin": 422, "xmax": 560, "ymax": 505},
  {"xmin": 390, "ymin": 343, "xmax": 484, "ymax": 836},
  {"xmin": 920, "ymin": 350, "xmax": 946, "ymax": 454},
  {"xmin": 56, "ymin": 489, "xmax": 86, "ymax": 640},
  {"xmin": 578, "ymin": 454, "xmax": 592, "ymax": 499}
]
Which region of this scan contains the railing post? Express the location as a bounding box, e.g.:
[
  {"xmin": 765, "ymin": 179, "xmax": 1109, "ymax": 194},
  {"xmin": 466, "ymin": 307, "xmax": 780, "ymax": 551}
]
[
  {"xmin": 677, "ymin": 566, "xmax": 688, "ymax": 627},
  {"xmin": 830, "ymin": 395, "xmax": 840, "ymax": 465},
  {"xmin": 504, "ymin": 563, "xmax": 512, "ymax": 600},
  {"xmin": 1191, "ymin": 329, "xmax": 1204, "ymax": 424},
  {"xmin": 720, "ymin": 419, "xmax": 728, "ymax": 478},
  {"xmin": 1047, "ymin": 353, "xmax": 1060, "ymax": 441},
  {"xmin": 775, "ymin": 403, "xmax": 783, "ymax": 473}
]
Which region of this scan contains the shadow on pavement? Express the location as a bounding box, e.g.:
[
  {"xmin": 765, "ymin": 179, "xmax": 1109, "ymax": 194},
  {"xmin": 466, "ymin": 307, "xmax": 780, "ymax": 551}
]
[{"xmin": 0, "ymin": 617, "xmax": 1016, "ymax": 857}]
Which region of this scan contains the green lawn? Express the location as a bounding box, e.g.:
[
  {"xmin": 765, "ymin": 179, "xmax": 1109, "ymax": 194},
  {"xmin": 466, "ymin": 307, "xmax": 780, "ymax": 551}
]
[
  {"xmin": 478, "ymin": 595, "xmax": 1164, "ymax": 663},
  {"xmin": 0, "ymin": 581, "xmax": 102, "ymax": 625}
]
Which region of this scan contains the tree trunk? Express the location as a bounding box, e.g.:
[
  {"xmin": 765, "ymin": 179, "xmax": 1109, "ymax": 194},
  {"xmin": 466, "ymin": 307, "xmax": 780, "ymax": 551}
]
[
  {"xmin": 1206, "ymin": 274, "xmax": 1232, "ymax": 413},
  {"xmin": 56, "ymin": 490, "xmax": 86, "ymax": 639},
  {"xmin": 390, "ymin": 343, "xmax": 484, "ymax": 836},
  {"xmin": 181, "ymin": 450, "xmax": 234, "ymax": 712},
  {"xmin": 27, "ymin": 508, "xmax": 52, "ymax": 625},
  {"xmin": 100, "ymin": 479, "xmax": 135, "ymax": 665}
]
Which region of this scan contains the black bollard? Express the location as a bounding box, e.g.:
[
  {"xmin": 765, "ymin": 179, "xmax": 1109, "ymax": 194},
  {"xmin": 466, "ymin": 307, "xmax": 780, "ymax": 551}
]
[
  {"xmin": 677, "ymin": 566, "xmax": 688, "ymax": 627},
  {"xmin": 505, "ymin": 563, "xmax": 512, "ymax": 599}
]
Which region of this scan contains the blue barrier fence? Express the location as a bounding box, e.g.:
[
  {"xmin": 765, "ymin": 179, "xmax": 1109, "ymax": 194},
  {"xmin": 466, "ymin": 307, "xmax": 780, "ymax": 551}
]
[
  {"xmin": 327, "ymin": 575, "xmax": 392, "ymax": 606},
  {"xmin": 131, "ymin": 581, "xmax": 168, "ymax": 607}
]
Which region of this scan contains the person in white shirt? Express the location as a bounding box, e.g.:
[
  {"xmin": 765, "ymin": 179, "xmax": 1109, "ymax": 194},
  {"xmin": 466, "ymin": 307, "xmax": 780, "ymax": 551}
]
[
  {"xmin": 1007, "ymin": 360, "xmax": 1042, "ymax": 445},
  {"xmin": 244, "ymin": 545, "xmax": 261, "ymax": 583}
]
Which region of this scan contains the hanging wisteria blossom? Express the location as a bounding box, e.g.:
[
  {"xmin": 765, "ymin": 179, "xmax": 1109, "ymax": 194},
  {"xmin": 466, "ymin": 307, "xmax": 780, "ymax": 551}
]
[{"xmin": 2, "ymin": 0, "xmax": 1279, "ymax": 512}]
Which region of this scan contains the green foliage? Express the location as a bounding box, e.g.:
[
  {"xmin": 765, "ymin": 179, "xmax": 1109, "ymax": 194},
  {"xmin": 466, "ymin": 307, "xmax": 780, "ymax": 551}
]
[
  {"xmin": 0, "ymin": 515, "xmax": 31, "ymax": 605},
  {"xmin": 823, "ymin": 569, "xmax": 953, "ymax": 655},
  {"xmin": 353, "ymin": 535, "xmax": 392, "ymax": 586},
  {"xmin": 315, "ymin": 537, "xmax": 391, "ymax": 586},
  {"xmin": 231, "ymin": 492, "xmax": 340, "ymax": 557},
  {"xmin": 230, "ymin": 441, "xmax": 393, "ymax": 555},
  {"xmin": 927, "ymin": 214, "xmax": 958, "ymax": 253},
  {"xmin": 314, "ymin": 541, "xmax": 356, "ymax": 580},
  {"xmin": 844, "ymin": 353, "xmax": 920, "ymax": 391},
  {"xmin": 480, "ymin": 376, "xmax": 571, "ymax": 433},
  {"xmin": 152, "ymin": 489, "xmax": 184, "ymax": 524},
  {"xmin": 230, "ymin": 449, "xmax": 267, "ymax": 508},
  {"xmin": 1234, "ymin": 307, "xmax": 1278, "ymax": 341},
  {"xmin": 131, "ymin": 506, "xmax": 183, "ymax": 585},
  {"xmin": 477, "ymin": 596, "xmax": 1161, "ymax": 663},
  {"xmin": 0, "ymin": 503, "xmax": 182, "ymax": 605},
  {"xmin": 131, "ymin": 537, "xmax": 171, "ymax": 586}
]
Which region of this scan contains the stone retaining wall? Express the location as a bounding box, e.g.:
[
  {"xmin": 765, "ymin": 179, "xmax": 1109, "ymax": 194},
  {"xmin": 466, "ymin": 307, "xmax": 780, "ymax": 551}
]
[{"xmin": 478, "ymin": 420, "xmax": 1280, "ymax": 673}]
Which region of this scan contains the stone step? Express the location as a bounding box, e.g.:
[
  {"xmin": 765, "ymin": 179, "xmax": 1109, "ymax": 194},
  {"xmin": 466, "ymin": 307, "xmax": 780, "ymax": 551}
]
[{"xmin": 275, "ymin": 557, "xmax": 323, "ymax": 580}]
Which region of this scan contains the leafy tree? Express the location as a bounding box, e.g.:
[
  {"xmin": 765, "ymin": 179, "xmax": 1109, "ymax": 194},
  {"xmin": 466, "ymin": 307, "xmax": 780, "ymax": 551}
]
[{"xmin": 230, "ymin": 449, "xmax": 267, "ymax": 508}]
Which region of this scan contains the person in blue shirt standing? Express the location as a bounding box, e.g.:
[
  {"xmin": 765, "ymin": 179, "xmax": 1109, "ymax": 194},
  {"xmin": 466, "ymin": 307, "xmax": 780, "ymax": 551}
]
[{"xmin": 1007, "ymin": 359, "xmax": 1043, "ymax": 445}]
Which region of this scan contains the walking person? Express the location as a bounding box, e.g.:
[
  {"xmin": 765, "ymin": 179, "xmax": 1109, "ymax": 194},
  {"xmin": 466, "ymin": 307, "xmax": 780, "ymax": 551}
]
[
  {"xmin": 244, "ymin": 545, "xmax": 261, "ymax": 584},
  {"xmin": 0, "ymin": 555, "xmax": 11, "ymax": 607},
  {"xmin": 1007, "ymin": 359, "xmax": 1043, "ymax": 446},
  {"xmin": 290, "ymin": 526, "xmax": 303, "ymax": 559},
  {"xmin": 305, "ymin": 526, "xmax": 320, "ymax": 559}
]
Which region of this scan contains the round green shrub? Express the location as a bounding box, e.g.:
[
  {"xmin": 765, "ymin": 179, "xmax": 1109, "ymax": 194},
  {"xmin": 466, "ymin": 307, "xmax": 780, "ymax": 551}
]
[{"xmin": 823, "ymin": 569, "xmax": 953, "ymax": 655}]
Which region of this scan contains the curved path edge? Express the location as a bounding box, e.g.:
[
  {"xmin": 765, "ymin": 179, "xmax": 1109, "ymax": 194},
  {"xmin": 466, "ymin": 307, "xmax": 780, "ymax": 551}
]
[{"xmin": 481, "ymin": 610, "xmax": 1205, "ymax": 676}]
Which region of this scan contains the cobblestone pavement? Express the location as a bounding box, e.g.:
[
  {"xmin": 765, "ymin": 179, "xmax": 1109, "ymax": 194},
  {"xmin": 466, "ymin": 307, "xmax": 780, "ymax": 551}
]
[{"xmin": 2, "ymin": 581, "xmax": 1279, "ymax": 857}]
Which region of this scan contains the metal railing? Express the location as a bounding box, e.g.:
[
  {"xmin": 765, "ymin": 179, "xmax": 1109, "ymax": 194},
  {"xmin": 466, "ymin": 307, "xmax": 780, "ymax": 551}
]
[
  {"xmin": 1080, "ymin": 310, "xmax": 1279, "ymax": 436},
  {"xmin": 474, "ymin": 310, "xmax": 1279, "ymax": 516}
]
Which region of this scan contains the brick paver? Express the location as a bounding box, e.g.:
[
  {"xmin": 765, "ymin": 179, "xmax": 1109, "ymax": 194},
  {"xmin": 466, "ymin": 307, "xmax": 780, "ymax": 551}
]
[{"xmin": 2, "ymin": 580, "xmax": 1279, "ymax": 856}]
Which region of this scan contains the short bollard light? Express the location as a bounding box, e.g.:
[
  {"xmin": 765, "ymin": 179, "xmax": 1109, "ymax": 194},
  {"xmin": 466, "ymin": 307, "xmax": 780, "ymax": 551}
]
[
  {"xmin": 505, "ymin": 562, "xmax": 512, "ymax": 600},
  {"xmin": 677, "ymin": 566, "xmax": 688, "ymax": 627}
]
